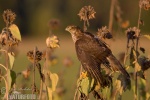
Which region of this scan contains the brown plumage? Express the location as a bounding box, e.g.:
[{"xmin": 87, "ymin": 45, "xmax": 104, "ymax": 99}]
[{"xmin": 65, "ymin": 25, "xmax": 130, "ymax": 87}]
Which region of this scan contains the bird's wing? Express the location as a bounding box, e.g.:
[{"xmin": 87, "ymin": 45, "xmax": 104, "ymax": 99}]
[
  {"xmin": 107, "ymin": 54, "xmax": 130, "ymax": 78},
  {"xmin": 75, "ymin": 39, "xmax": 105, "ymax": 86}
]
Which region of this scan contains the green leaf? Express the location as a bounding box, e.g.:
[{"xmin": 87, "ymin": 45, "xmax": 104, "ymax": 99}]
[
  {"xmin": 80, "ymin": 77, "xmax": 90, "ymax": 96},
  {"xmin": 78, "ymin": 77, "xmax": 94, "ymax": 96},
  {"xmin": 9, "ymin": 24, "xmax": 21, "ymax": 41},
  {"xmin": 50, "ymin": 73, "xmax": 59, "ymax": 91},
  {"xmin": 8, "ymin": 70, "xmax": 16, "ymax": 91},
  {"xmin": 144, "ymin": 35, "xmax": 150, "ymax": 40},
  {"xmin": 8, "ymin": 52, "xmax": 15, "ymax": 69}
]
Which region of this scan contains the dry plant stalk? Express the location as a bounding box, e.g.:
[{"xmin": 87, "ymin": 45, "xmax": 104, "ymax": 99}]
[{"xmin": 108, "ymin": 0, "xmax": 116, "ymax": 32}]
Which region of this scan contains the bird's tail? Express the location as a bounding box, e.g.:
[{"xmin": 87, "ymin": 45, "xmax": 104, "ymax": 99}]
[{"xmin": 107, "ymin": 54, "xmax": 130, "ymax": 78}]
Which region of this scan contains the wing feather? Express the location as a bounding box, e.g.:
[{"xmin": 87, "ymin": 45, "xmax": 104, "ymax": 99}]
[{"xmin": 75, "ymin": 39, "xmax": 104, "ymax": 86}]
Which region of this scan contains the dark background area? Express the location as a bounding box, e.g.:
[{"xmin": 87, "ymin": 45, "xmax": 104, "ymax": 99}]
[{"xmin": 0, "ymin": 0, "xmax": 150, "ymax": 37}]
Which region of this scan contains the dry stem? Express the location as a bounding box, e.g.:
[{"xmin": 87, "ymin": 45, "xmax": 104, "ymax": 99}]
[
  {"xmin": 32, "ymin": 47, "xmax": 37, "ymax": 99},
  {"xmin": 134, "ymin": 3, "xmax": 142, "ymax": 100},
  {"xmin": 109, "ymin": 0, "xmax": 116, "ymax": 32}
]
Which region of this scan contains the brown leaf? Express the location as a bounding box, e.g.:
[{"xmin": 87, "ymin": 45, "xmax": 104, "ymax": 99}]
[
  {"xmin": 137, "ymin": 71, "xmax": 145, "ymax": 79},
  {"xmin": 117, "ymin": 74, "xmax": 131, "ymax": 92},
  {"xmin": 139, "ymin": 19, "xmax": 144, "ymax": 26},
  {"xmin": 138, "ymin": 56, "xmax": 150, "ymax": 71},
  {"xmin": 140, "ymin": 47, "xmax": 145, "ymax": 53}
]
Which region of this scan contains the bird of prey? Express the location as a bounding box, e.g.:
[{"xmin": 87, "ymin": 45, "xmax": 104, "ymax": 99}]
[{"xmin": 65, "ymin": 25, "xmax": 130, "ymax": 87}]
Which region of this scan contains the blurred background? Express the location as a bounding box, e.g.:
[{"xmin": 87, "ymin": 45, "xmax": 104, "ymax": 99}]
[
  {"xmin": 0, "ymin": 0, "xmax": 150, "ymax": 100},
  {"xmin": 0, "ymin": 0, "xmax": 150, "ymax": 36}
]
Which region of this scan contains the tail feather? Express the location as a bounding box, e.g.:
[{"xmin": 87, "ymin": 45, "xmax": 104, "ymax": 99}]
[{"xmin": 107, "ymin": 54, "xmax": 130, "ymax": 78}]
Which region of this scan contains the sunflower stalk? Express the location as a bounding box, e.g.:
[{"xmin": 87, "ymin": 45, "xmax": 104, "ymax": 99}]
[
  {"xmin": 134, "ymin": 3, "xmax": 142, "ymax": 100},
  {"xmin": 109, "ymin": 0, "xmax": 116, "ymax": 32},
  {"xmin": 32, "ymin": 47, "xmax": 37, "ymax": 98}
]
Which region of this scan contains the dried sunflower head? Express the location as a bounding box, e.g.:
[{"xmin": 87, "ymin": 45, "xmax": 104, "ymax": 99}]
[
  {"xmin": 0, "ymin": 28, "xmax": 20, "ymax": 47},
  {"xmin": 27, "ymin": 50, "xmax": 43, "ymax": 63},
  {"xmin": 97, "ymin": 26, "xmax": 112, "ymax": 39},
  {"xmin": 126, "ymin": 27, "xmax": 140, "ymax": 40},
  {"xmin": 116, "ymin": 74, "xmax": 131, "ymax": 94},
  {"xmin": 3, "ymin": 9, "xmax": 16, "ymax": 26},
  {"xmin": 46, "ymin": 35, "xmax": 60, "ymax": 49},
  {"xmin": 48, "ymin": 19, "xmax": 60, "ymax": 29},
  {"xmin": 139, "ymin": 0, "xmax": 150, "ymax": 10},
  {"xmin": 78, "ymin": 5, "xmax": 96, "ymax": 21}
]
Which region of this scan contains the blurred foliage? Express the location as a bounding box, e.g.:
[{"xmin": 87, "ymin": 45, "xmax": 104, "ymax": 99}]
[{"xmin": 0, "ymin": 0, "xmax": 150, "ymax": 36}]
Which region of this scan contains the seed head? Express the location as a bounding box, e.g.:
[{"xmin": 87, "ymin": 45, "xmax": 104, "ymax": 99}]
[
  {"xmin": 126, "ymin": 27, "xmax": 140, "ymax": 40},
  {"xmin": 27, "ymin": 50, "xmax": 43, "ymax": 63},
  {"xmin": 48, "ymin": 19, "xmax": 60, "ymax": 29},
  {"xmin": 0, "ymin": 28, "xmax": 20, "ymax": 47},
  {"xmin": 46, "ymin": 35, "xmax": 60, "ymax": 49},
  {"xmin": 139, "ymin": 0, "xmax": 150, "ymax": 10},
  {"xmin": 2, "ymin": 9, "xmax": 16, "ymax": 26},
  {"xmin": 78, "ymin": 5, "xmax": 96, "ymax": 21},
  {"xmin": 97, "ymin": 26, "xmax": 112, "ymax": 39}
]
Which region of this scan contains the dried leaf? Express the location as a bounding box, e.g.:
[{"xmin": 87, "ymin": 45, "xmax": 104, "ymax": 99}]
[
  {"xmin": 9, "ymin": 24, "xmax": 21, "ymax": 41},
  {"xmin": 50, "ymin": 73, "xmax": 59, "ymax": 91},
  {"xmin": 115, "ymin": 80, "xmax": 123, "ymax": 94},
  {"xmin": 144, "ymin": 35, "xmax": 150, "ymax": 40},
  {"xmin": 47, "ymin": 87, "xmax": 53, "ymax": 100},
  {"xmin": 117, "ymin": 74, "xmax": 131, "ymax": 93},
  {"xmin": 135, "ymin": 62, "xmax": 141, "ymax": 72},
  {"xmin": 137, "ymin": 71, "xmax": 145, "ymax": 79},
  {"xmin": 36, "ymin": 63, "xmax": 45, "ymax": 81},
  {"xmin": 92, "ymin": 90, "xmax": 104, "ymax": 100},
  {"xmin": 140, "ymin": 47, "xmax": 145, "ymax": 53},
  {"xmin": 138, "ymin": 56, "xmax": 150, "ymax": 71},
  {"xmin": 139, "ymin": 19, "xmax": 144, "ymax": 26},
  {"xmin": 146, "ymin": 93, "xmax": 150, "ymax": 100},
  {"xmin": 8, "ymin": 52, "xmax": 15, "ymax": 69}
]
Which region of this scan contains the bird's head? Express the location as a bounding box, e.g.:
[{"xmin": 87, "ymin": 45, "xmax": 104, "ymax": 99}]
[
  {"xmin": 65, "ymin": 25, "xmax": 83, "ymax": 42},
  {"xmin": 65, "ymin": 25, "xmax": 81, "ymax": 34}
]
